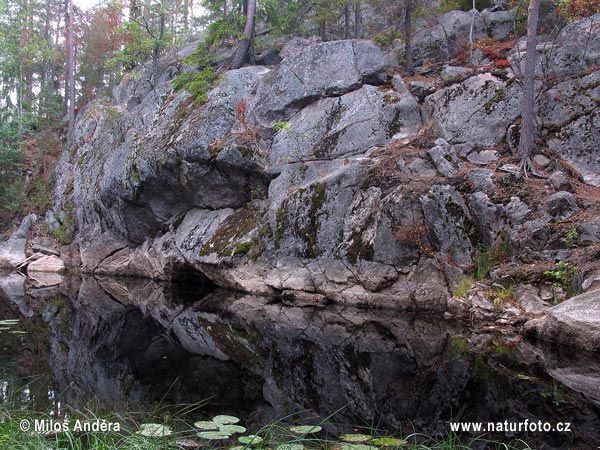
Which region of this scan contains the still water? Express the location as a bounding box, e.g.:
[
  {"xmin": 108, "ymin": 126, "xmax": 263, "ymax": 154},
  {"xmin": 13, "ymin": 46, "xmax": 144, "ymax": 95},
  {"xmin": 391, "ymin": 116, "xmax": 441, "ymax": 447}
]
[{"xmin": 1, "ymin": 273, "xmax": 599, "ymax": 448}]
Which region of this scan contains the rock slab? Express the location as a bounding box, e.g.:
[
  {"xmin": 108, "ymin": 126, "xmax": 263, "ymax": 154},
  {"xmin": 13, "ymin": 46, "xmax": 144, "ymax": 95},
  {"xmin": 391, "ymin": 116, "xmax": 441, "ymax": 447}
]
[{"xmin": 525, "ymin": 289, "xmax": 600, "ymax": 351}]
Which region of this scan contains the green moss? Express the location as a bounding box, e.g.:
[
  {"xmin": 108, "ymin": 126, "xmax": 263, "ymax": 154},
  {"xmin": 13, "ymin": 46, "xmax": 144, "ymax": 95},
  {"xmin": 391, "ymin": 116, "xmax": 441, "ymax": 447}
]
[
  {"xmin": 386, "ymin": 109, "xmax": 403, "ymax": 139},
  {"xmin": 445, "ymin": 199, "xmax": 465, "ymax": 220},
  {"xmin": 346, "ymin": 231, "xmax": 375, "ymax": 265},
  {"xmin": 129, "ymin": 163, "xmax": 141, "ymax": 184},
  {"xmin": 483, "ymin": 87, "xmax": 507, "ymax": 115},
  {"xmin": 199, "ymin": 206, "xmax": 265, "ymax": 257},
  {"xmin": 445, "ymin": 198, "xmax": 479, "ymax": 244},
  {"xmin": 53, "ymin": 204, "xmax": 75, "ymax": 245},
  {"xmin": 382, "ymin": 92, "xmax": 400, "ymax": 105},
  {"xmin": 172, "ymin": 67, "xmax": 219, "ymax": 105},
  {"xmin": 233, "ymin": 241, "xmax": 252, "ymax": 255},
  {"xmin": 301, "ymin": 182, "xmax": 326, "ymax": 258},
  {"xmin": 197, "ymin": 316, "xmax": 265, "ymax": 364},
  {"xmin": 274, "ymin": 183, "xmax": 327, "ymax": 258},
  {"xmin": 239, "ymin": 146, "xmax": 254, "ymax": 158},
  {"xmin": 274, "ymin": 201, "xmax": 289, "ymax": 249}
]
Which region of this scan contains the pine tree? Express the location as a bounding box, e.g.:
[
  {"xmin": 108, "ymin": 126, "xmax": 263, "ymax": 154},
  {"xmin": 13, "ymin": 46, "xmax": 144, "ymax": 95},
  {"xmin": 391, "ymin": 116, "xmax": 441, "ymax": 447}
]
[{"xmin": 517, "ymin": 0, "xmax": 540, "ymax": 176}]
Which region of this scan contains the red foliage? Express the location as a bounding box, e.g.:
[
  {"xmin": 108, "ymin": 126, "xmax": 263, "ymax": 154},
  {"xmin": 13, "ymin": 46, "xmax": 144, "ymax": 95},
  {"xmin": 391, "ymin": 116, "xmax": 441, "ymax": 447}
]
[
  {"xmin": 236, "ymin": 99, "xmax": 247, "ymax": 124},
  {"xmin": 557, "ymin": 0, "xmax": 600, "ymax": 21}
]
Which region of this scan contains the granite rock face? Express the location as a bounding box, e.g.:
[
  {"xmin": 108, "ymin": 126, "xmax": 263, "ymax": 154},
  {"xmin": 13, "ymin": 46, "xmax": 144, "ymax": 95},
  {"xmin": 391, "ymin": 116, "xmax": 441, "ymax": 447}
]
[
  {"xmin": 42, "ymin": 19, "xmax": 600, "ymax": 311},
  {"xmin": 425, "ymin": 73, "xmax": 522, "ymax": 146}
]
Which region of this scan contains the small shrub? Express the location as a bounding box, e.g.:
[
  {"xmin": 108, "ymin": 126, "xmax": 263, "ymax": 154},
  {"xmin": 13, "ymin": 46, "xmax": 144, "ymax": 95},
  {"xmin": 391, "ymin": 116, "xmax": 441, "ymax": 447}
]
[
  {"xmin": 543, "ymin": 261, "xmax": 579, "ymax": 295},
  {"xmin": 562, "ymin": 227, "xmax": 578, "ymax": 247},
  {"xmin": 440, "ymin": 0, "xmax": 492, "ymax": 12},
  {"xmin": 172, "ymin": 67, "xmax": 219, "ymax": 105},
  {"xmin": 372, "ymin": 29, "xmax": 403, "ymax": 48},
  {"xmin": 273, "ymin": 120, "xmax": 291, "ymax": 133},
  {"xmin": 393, "ymin": 222, "xmax": 430, "ymax": 255}
]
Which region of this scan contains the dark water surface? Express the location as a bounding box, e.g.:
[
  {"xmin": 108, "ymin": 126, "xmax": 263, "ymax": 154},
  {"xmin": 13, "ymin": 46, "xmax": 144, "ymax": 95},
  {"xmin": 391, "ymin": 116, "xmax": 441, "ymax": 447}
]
[{"xmin": 1, "ymin": 273, "xmax": 599, "ymax": 448}]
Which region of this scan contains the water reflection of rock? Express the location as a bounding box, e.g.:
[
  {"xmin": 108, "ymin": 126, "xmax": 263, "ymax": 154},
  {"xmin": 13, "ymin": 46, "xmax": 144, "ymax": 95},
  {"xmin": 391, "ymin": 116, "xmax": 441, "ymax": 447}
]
[{"xmin": 2, "ymin": 275, "xmax": 600, "ymax": 447}]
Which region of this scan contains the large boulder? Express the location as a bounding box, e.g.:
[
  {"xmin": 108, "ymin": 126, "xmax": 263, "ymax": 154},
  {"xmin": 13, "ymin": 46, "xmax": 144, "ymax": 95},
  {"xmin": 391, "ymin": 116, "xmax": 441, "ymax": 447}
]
[
  {"xmin": 0, "ymin": 213, "xmax": 36, "ymax": 269},
  {"xmin": 525, "ymin": 290, "xmax": 600, "ymax": 351},
  {"xmin": 27, "ymin": 255, "xmax": 66, "ymax": 273},
  {"xmin": 541, "ymin": 71, "xmax": 600, "ymax": 187},
  {"xmin": 425, "ymin": 73, "xmax": 521, "ymax": 145},
  {"xmin": 544, "ymin": 13, "xmax": 600, "ymax": 78},
  {"xmin": 481, "ymin": 9, "xmax": 516, "ymax": 40},
  {"xmin": 411, "ymin": 10, "xmax": 486, "ymax": 66},
  {"xmin": 249, "ymin": 40, "xmax": 386, "ymax": 126},
  {"xmin": 420, "ymin": 185, "xmax": 475, "ymax": 267}
]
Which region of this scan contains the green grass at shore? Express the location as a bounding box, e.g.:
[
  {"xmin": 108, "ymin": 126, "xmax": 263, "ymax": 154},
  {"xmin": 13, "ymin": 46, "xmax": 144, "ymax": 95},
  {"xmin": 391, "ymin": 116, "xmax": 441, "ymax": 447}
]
[{"xmin": 0, "ymin": 405, "xmax": 535, "ymax": 450}]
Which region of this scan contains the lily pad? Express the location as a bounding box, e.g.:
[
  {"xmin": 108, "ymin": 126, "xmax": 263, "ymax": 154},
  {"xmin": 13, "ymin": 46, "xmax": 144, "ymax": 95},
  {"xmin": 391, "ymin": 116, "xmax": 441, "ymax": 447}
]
[
  {"xmin": 276, "ymin": 443, "xmax": 304, "ymax": 450},
  {"xmin": 371, "ymin": 437, "xmax": 407, "ymax": 446},
  {"xmin": 238, "ymin": 435, "xmax": 263, "ymax": 445},
  {"xmin": 219, "ymin": 424, "xmax": 247, "ymax": 434},
  {"xmin": 339, "ymin": 434, "xmax": 372, "ymax": 442},
  {"xmin": 516, "ymin": 374, "xmax": 537, "ymax": 381},
  {"xmin": 230, "ymin": 446, "xmax": 246, "ymax": 450},
  {"xmin": 339, "ymin": 444, "xmax": 378, "ymax": 450},
  {"xmin": 289, "ymin": 425, "xmax": 322, "ymax": 434},
  {"xmin": 213, "ymin": 415, "xmax": 240, "ymax": 425},
  {"xmin": 198, "ymin": 431, "xmax": 232, "ymax": 440},
  {"xmin": 194, "ymin": 420, "xmax": 219, "ymax": 430},
  {"xmin": 137, "ymin": 423, "xmax": 173, "ymax": 437}
]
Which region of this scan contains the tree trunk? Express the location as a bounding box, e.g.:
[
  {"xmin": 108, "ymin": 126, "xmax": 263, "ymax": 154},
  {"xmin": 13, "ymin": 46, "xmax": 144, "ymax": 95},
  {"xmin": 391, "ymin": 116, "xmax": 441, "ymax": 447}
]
[
  {"xmin": 469, "ymin": 0, "xmax": 476, "ymax": 61},
  {"xmin": 404, "ymin": 0, "xmax": 413, "ymax": 75},
  {"xmin": 131, "ymin": 0, "xmax": 140, "ymax": 21},
  {"xmin": 344, "ymin": 2, "xmax": 350, "ymax": 39},
  {"xmin": 151, "ymin": 0, "xmax": 166, "ymax": 85},
  {"xmin": 67, "ymin": 0, "xmax": 75, "ymax": 133},
  {"xmin": 183, "ymin": 0, "xmax": 188, "ymax": 28},
  {"xmin": 354, "ymin": 0, "xmax": 362, "ymax": 38},
  {"xmin": 517, "ymin": 0, "xmax": 539, "ymax": 174},
  {"xmin": 229, "ymin": 0, "xmax": 256, "ymax": 69}
]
